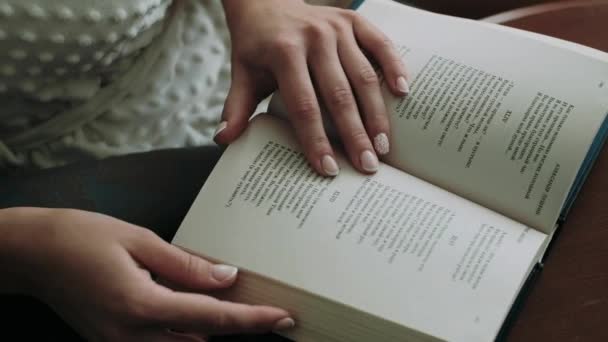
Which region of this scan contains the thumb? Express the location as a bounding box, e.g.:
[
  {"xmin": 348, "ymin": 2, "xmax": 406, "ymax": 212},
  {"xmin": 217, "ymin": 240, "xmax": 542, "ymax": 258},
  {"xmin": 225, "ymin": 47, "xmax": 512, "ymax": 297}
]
[
  {"xmin": 130, "ymin": 229, "xmax": 238, "ymax": 291},
  {"xmin": 214, "ymin": 65, "xmax": 274, "ymax": 144}
]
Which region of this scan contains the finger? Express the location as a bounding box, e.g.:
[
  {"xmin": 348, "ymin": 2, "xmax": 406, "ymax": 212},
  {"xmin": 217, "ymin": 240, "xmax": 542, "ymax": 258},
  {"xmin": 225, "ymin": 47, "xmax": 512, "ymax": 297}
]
[
  {"xmin": 339, "ymin": 33, "xmax": 391, "ymax": 156},
  {"xmin": 272, "ymin": 41, "xmax": 339, "ymax": 177},
  {"xmin": 130, "ymin": 229, "xmax": 238, "ymax": 291},
  {"xmin": 353, "ymin": 14, "xmax": 410, "ymax": 96},
  {"xmin": 310, "ymin": 36, "xmax": 379, "ymax": 174},
  {"xmin": 214, "ymin": 65, "xmax": 274, "ymax": 144},
  {"xmin": 151, "ymin": 288, "xmax": 294, "ymax": 336}
]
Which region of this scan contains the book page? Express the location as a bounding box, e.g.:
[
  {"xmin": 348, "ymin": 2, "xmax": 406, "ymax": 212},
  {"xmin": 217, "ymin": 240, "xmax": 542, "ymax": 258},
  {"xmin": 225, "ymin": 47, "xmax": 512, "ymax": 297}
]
[
  {"xmin": 272, "ymin": 0, "xmax": 607, "ymax": 234},
  {"xmin": 173, "ymin": 115, "xmax": 547, "ymax": 342}
]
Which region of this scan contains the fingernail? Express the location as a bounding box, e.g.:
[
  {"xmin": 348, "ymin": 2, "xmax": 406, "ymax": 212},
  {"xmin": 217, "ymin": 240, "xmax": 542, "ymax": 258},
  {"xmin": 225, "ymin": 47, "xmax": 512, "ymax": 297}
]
[
  {"xmin": 211, "ymin": 264, "xmax": 238, "ymax": 282},
  {"xmin": 213, "ymin": 121, "xmax": 227, "ymax": 139},
  {"xmin": 396, "ymin": 76, "xmax": 410, "ymax": 95},
  {"xmin": 273, "ymin": 317, "xmax": 295, "ymax": 331},
  {"xmin": 360, "ymin": 150, "xmax": 379, "ymax": 173},
  {"xmin": 373, "ymin": 133, "xmax": 390, "ymax": 155},
  {"xmin": 321, "ymin": 155, "xmax": 339, "ymax": 176}
]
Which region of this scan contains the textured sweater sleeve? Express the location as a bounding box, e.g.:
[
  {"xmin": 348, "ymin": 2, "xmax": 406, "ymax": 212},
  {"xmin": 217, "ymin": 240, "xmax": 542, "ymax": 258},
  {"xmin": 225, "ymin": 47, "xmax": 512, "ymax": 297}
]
[{"xmin": 0, "ymin": 0, "xmax": 232, "ymax": 170}]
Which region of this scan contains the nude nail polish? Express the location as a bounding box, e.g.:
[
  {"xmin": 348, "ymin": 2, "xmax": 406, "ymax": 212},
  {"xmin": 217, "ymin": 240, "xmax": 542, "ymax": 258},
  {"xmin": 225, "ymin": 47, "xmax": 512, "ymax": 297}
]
[
  {"xmin": 396, "ymin": 76, "xmax": 410, "ymax": 95},
  {"xmin": 360, "ymin": 150, "xmax": 379, "ymax": 173},
  {"xmin": 213, "ymin": 121, "xmax": 227, "ymax": 139},
  {"xmin": 211, "ymin": 264, "xmax": 238, "ymax": 282},
  {"xmin": 321, "ymin": 155, "xmax": 339, "ymax": 176},
  {"xmin": 273, "ymin": 317, "xmax": 295, "ymax": 331}
]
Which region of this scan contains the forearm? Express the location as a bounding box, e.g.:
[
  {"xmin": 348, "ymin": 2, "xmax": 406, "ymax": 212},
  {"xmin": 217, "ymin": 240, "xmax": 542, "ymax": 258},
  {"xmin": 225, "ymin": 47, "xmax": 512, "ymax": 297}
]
[{"xmin": 0, "ymin": 207, "xmax": 51, "ymax": 296}]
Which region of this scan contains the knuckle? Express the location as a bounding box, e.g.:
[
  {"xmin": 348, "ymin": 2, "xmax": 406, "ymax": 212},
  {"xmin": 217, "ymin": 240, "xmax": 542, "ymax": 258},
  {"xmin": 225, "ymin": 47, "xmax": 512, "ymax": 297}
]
[
  {"xmin": 210, "ymin": 310, "xmax": 232, "ymax": 331},
  {"xmin": 375, "ymin": 35, "xmax": 394, "ymax": 51},
  {"xmin": 327, "ymin": 18, "xmax": 351, "ymax": 36},
  {"xmin": 390, "ymin": 52, "xmax": 404, "ymax": 65},
  {"xmin": 349, "ymin": 129, "xmax": 370, "ymax": 145},
  {"xmin": 307, "ymin": 134, "xmax": 330, "ymax": 152},
  {"xmin": 292, "ymin": 97, "xmax": 319, "ymax": 122},
  {"xmin": 305, "ymin": 23, "xmax": 332, "ymax": 41},
  {"xmin": 134, "ymin": 227, "xmax": 157, "ymax": 245},
  {"xmin": 328, "ymin": 86, "xmax": 354, "ymax": 108},
  {"xmin": 329, "ymin": 22, "xmax": 348, "ymax": 37},
  {"xmin": 339, "ymin": 8, "xmax": 359, "ymax": 22},
  {"xmin": 358, "ymin": 65, "xmax": 379, "ymax": 86},
  {"xmin": 273, "ymin": 37, "xmax": 300, "ymax": 59},
  {"xmin": 124, "ymin": 290, "xmax": 153, "ymax": 321},
  {"xmin": 368, "ymin": 111, "xmax": 388, "ymax": 126},
  {"xmin": 183, "ymin": 253, "xmax": 204, "ymax": 282}
]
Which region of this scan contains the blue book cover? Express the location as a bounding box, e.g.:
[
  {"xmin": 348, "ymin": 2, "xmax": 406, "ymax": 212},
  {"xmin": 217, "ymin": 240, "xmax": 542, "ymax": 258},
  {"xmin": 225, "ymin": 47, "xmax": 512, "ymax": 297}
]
[
  {"xmin": 559, "ymin": 113, "xmax": 608, "ymax": 221},
  {"xmin": 350, "ymin": 0, "xmax": 366, "ymax": 10}
]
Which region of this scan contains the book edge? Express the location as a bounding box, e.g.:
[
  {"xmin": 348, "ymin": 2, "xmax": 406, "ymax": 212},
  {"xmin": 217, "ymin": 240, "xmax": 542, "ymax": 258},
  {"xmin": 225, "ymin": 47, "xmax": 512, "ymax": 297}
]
[{"xmin": 173, "ymin": 245, "xmax": 442, "ymax": 342}]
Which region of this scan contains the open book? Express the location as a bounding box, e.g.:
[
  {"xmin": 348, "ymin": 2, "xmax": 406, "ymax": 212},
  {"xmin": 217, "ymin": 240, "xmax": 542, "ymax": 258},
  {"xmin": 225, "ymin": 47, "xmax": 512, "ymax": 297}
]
[{"xmin": 172, "ymin": 0, "xmax": 608, "ymax": 341}]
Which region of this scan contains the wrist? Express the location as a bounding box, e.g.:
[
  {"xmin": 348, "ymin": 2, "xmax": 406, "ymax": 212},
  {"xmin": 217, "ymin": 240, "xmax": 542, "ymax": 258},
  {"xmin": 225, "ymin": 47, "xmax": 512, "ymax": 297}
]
[
  {"xmin": 221, "ymin": 0, "xmax": 253, "ymax": 26},
  {"xmin": 0, "ymin": 207, "xmax": 56, "ymax": 296},
  {"xmin": 221, "ymin": 0, "xmax": 305, "ymax": 23}
]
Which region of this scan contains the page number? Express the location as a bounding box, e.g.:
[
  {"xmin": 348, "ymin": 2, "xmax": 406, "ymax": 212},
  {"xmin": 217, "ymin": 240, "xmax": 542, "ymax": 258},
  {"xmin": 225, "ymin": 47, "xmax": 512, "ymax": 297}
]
[{"xmin": 448, "ymin": 235, "xmax": 458, "ymax": 246}]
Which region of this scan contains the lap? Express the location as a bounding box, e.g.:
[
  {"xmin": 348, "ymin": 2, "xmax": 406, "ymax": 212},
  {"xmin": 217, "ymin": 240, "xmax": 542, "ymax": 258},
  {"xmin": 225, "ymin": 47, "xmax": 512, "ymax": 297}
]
[
  {"xmin": 0, "ymin": 146, "xmax": 288, "ymax": 341},
  {"xmin": 0, "ymin": 146, "xmax": 223, "ymax": 240}
]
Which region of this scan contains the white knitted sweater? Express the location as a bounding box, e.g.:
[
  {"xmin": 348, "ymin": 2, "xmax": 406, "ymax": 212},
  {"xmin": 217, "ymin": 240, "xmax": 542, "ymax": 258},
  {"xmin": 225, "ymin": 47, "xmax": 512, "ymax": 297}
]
[{"xmin": 0, "ymin": 0, "xmax": 231, "ymax": 169}]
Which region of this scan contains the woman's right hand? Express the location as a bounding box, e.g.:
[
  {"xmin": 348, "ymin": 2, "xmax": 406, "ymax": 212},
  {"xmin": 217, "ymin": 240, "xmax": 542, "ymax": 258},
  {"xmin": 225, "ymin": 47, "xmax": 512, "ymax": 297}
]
[
  {"xmin": 216, "ymin": 0, "xmax": 410, "ymax": 177},
  {"xmin": 0, "ymin": 207, "xmax": 293, "ymax": 341}
]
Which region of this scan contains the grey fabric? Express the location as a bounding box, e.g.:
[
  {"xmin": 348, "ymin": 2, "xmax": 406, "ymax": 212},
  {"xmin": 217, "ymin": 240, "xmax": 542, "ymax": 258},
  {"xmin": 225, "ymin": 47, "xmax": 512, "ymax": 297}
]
[{"xmin": 0, "ymin": 146, "xmax": 288, "ymax": 342}]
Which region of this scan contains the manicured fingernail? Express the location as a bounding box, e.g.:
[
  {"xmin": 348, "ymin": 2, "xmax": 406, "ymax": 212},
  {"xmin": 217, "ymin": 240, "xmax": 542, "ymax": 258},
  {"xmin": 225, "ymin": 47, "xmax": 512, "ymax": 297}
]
[
  {"xmin": 396, "ymin": 76, "xmax": 410, "ymax": 95},
  {"xmin": 213, "ymin": 121, "xmax": 227, "ymax": 139},
  {"xmin": 273, "ymin": 317, "xmax": 295, "ymax": 331},
  {"xmin": 360, "ymin": 150, "xmax": 379, "ymax": 173},
  {"xmin": 373, "ymin": 133, "xmax": 390, "ymax": 155},
  {"xmin": 211, "ymin": 264, "xmax": 238, "ymax": 282},
  {"xmin": 321, "ymin": 155, "xmax": 339, "ymax": 176}
]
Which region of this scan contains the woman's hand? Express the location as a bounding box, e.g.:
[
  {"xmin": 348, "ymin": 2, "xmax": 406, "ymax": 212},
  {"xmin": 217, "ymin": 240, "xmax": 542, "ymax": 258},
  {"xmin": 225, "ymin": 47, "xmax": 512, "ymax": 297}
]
[
  {"xmin": 215, "ymin": 0, "xmax": 409, "ymax": 176},
  {"xmin": 0, "ymin": 208, "xmax": 293, "ymax": 341}
]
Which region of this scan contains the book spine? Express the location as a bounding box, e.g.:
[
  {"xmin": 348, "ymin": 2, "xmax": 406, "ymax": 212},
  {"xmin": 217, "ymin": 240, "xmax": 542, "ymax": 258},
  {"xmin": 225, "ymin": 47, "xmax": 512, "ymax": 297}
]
[{"xmin": 559, "ymin": 111, "xmax": 608, "ymax": 222}]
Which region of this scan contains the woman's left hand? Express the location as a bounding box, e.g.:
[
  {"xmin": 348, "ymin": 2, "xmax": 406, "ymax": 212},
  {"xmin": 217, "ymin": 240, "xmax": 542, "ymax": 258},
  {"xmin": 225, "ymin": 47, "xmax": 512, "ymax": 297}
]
[{"xmin": 215, "ymin": 0, "xmax": 410, "ymax": 177}]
